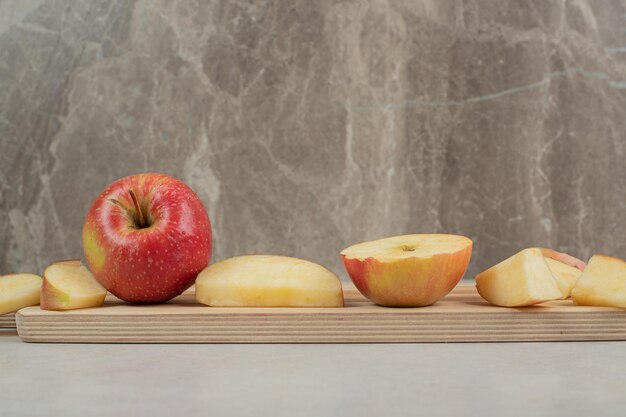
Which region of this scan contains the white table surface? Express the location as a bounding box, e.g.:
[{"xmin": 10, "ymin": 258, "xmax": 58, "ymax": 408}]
[{"xmin": 2, "ymin": 329, "xmax": 625, "ymax": 417}]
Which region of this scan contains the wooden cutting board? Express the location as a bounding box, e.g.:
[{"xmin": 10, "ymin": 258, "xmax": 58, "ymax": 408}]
[
  {"xmin": 16, "ymin": 283, "xmax": 626, "ymax": 343},
  {"xmin": 0, "ymin": 313, "xmax": 15, "ymax": 329}
]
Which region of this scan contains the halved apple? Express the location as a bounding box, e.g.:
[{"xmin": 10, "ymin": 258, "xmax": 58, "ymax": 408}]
[
  {"xmin": 195, "ymin": 255, "xmax": 344, "ymax": 307},
  {"xmin": 40, "ymin": 260, "xmax": 107, "ymax": 311},
  {"xmin": 0, "ymin": 273, "xmax": 42, "ymax": 315},
  {"xmin": 340, "ymin": 234, "xmax": 472, "ymax": 307},
  {"xmin": 475, "ymin": 248, "xmax": 562, "ymax": 307},
  {"xmin": 572, "ymin": 254, "xmax": 626, "ymax": 308}
]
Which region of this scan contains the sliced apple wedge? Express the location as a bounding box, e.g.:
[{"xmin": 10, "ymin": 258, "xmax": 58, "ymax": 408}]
[
  {"xmin": 0, "ymin": 273, "xmax": 42, "ymax": 315},
  {"xmin": 572, "ymin": 254, "xmax": 626, "ymax": 308},
  {"xmin": 539, "ymin": 248, "xmax": 585, "ymax": 298},
  {"xmin": 544, "ymin": 258, "xmax": 582, "ymax": 298},
  {"xmin": 476, "ymin": 248, "xmax": 562, "ymax": 307},
  {"xmin": 41, "ymin": 260, "xmax": 107, "ymax": 311},
  {"xmin": 195, "ymin": 255, "xmax": 344, "ymax": 307}
]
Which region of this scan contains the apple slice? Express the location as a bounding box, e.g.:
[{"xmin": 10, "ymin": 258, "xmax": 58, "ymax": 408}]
[
  {"xmin": 475, "ymin": 248, "xmax": 562, "ymax": 307},
  {"xmin": 0, "ymin": 273, "xmax": 42, "ymax": 315},
  {"xmin": 195, "ymin": 255, "xmax": 344, "ymax": 307},
  {"xmin": 539, "ymin": 248, "xmax": 585, "ymax": 299},
  {"xmin": 571, "ymin": 254, "xmax": 626, "ymax": 308},
  {"xmin": 340, "ymin": 234, "xmax": 472, "ymax": 307},
  {"xmin": 41, "ymin": 260, "xmax": 107, "ymax": 311},
  {"xmin": 544, "ymin": 258, "xmax": 582, "ymax": 298}
]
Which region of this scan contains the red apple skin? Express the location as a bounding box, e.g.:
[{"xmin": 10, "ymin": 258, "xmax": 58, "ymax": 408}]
[
  {"xmin": 341, "ymin": 246, "xmax": 472, "ymax": 307},
  {"xmin": 82, "ymin": 173, "xmax": 211, "ymax": 303},
  {"xmin": 539, "ymin": 248, "xmax": 586, "ymax": 271}
]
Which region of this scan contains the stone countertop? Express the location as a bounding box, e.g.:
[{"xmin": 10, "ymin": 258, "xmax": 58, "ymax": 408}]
[{"xmin": 1, "ymin": 330, "xmax": 624, "ymax": 417}]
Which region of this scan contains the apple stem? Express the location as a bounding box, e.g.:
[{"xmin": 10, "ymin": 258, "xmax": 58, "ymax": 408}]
[{"xmin": 129, "ymin": 189, "xmax": 147, "ymax": 228}]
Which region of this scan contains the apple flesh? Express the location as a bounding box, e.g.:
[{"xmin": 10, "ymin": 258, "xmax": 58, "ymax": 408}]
[
  {"xmin": 572, "ymin": 254, "xmax": 626, "ymax": 308},
  {"xmin": 40, "ymin": 260, "xmax": 107, "ymax": 311},
  {"xmin": 82, "ymin": 173, "xmax": 212, "ymax": 303},
  {"xmin": 544, "ymin": 258, "xmax": 583, "ymax": 299},
  {"xmin": 340, "ymin": 234, "xmax": 472, "ymax": 307},
  {"xmin": 0, "ymin": 273, "xmax": 42, "ymax": 315},
  {"xmin": 195, "ymin": 255, "xmax": 344, "ymax": 307},
  {"xmin": 539, "ymin": 248, "xmax": 586, "ymax": 299},
  {"xmin": 476, "ymin": 248, "xmax": 563, "ymax": 307}
]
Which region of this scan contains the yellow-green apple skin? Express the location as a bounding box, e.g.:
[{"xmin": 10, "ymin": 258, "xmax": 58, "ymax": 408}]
[
  {"xmin": 82, "ymin": 173, "xmax": 212, "ymax": 303},
  {"xmin": 40, "ymin": 260, "xmax": 107, "ymax": 311},
  {"xmin": 340, "ymin": 234, "xmax": 472, "ymax": 307},
  {"xmin": 475, "ymin": 248, "xmax": 562, "ymax": 307},
  {"xmin": 572, "ymin": 254, "xmax": 626, "ymax": 308},
  {"xmin": 196, "ymin": 255, "xmax": 343, "ymax": 307},
  {"xmin": 0, "ymin": 273, "xmax": 42, "ymax": 315}
]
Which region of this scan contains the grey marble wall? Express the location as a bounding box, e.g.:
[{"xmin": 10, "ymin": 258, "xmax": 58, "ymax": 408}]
[{"xmin": 1, "ymin": 0, "xmax": 626, "ymax": 280}]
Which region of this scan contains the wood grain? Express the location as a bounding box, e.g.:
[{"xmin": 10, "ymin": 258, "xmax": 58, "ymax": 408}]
[
  {"xmin": 0, "ymin": 313, "xmax": 15, "ymax": 328},
  {"xmin": 16, "ymin": 284, "xmax": 626, "ymax": 343}
]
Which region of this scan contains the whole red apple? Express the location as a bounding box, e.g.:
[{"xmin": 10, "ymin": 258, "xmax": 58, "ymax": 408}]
[{"xmin": 82, "ymin": 173, "xmax": 212, "ymax": 303}]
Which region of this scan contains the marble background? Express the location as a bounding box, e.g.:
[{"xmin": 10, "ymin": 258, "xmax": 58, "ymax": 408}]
[{"xmin": 1, "ymin": 0, "xmax": 625, "ymax": 281}]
